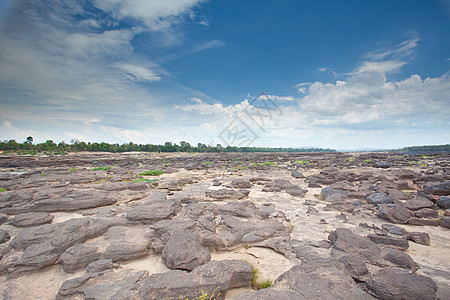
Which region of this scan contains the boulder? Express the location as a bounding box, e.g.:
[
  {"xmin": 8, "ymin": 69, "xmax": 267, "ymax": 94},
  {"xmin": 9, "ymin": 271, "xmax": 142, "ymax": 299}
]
[
  {"xmin": 413, "ymin": 208, "xmax": 438, "ymax": 218},
  {"xmin": 338, "ymin": 254, "xmax": 369, "ymax": 280},
  {"xmin": 59, "ymin": 244, "xmax": 102, "ymax": 273},
  {"xmin": 374, "ymin": 162, "xmax": 392, "ymax": 168},
  {"xmin": 104, "ymin": 242, "xmax": 148, "ymax": 262},
  {"xmin": 321, "ymin": 187, "xmax": 349, "ymax": 202},
  {"xmin": 366, "ymin": 193, "xmax": 393, "ymax": 205},
  {"xmin": 436, "ymin": 196, "xmax": 450, "ymax": 209},
  {"xmin": 127, "ymin": 198, "xmax": 181, "ymax": 224},
  {"xmin": 404, "ymin": 197, "xmax": 434, "ymax": 211},
  {"xmin": 85, "ymin": 259, "xmax": 118, "ymax": 274},
  {"xmin": 378, "ymin": 204, "xmax": 414, "ymax": 224},
  {"xmin": 10, "ymin": 212, "xmax": 54, "ymax": 227},
  {"xmin": 382, "ymin": 249, "xmax": 418, "ymax": 270},
  {"xmin": 365, "ymin": 268, "xmax": 437, "ymax": 300},
  {"xmin": 406, "ymin": 232, "xmax": 430, "ymax": 246},
  {"xmin": 0, "ymin": 229, "xmax": 10, "ymax": 244},
  {"xmin": 291, "ymin": 169, "xmax": 305, "ymax": 179},
  {"xmin": 367, "ymin": 234, "xmax": 409, "ymax": 250},
  {"xmin": 423, "ymin": 181, "xmax": 450, "ymax": 196},
  {"xmin": 381, "ymin": 224, "xmax": 406, "ymax": 235},
  {"xmin": 407, "ymin": 217, "xmax": 439, "ymax": 226},
  {"xmin": 439, "ymin": 216, "xmax": 450, "ymax": 229},
  {"xmin": 0, "ymin": 213, "xmax": 9, "ymax": 225},
  {"xmin": 206, "ymin": 189, "xmax": 248, "ymax": 200},
  {"xmin": 162, "ymin": 229, "xmax": 211, "ymax": 271},
  {"xmin": 230, "ymin": 179, "xmax": 252, "ymax": 189}
]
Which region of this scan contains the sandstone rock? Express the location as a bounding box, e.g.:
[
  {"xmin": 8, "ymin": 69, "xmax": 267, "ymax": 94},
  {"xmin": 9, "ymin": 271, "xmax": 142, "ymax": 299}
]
[
  {"xmin": 127, "ymin": 198, "xmax": 181, "ymax": 224},
  {"xmin": 0, "ymin": 229, "xmax": 10, "ymax": 244},
  {"xmin": 162, "ymin": 229, "xmax": 210, "ymax": 271},
  {"xmin": 404, "ymin": 197, "xmax": 434, "ymax": 211},
  {"xmin": 381, "ymin": 224, "xmax": 406, "ymax": 235},
  {"xmin": 10, "ymin": 212, "xmax": 54, "ymax": 227},
  {"xmin": 206, "ymin": 189, "xmax": 248, "ymax": 200},
  {"xmin": 413, "ymin": 208, "xmax": 438, "ymax": 218},
  {"xmin": 406, "ymin": 232, "xmax": 430, "ymax": 246},
  {"xmin": 104, "ymin": 242, "xmax": 148, "ymax": 262},
  {"xmin": 0, "ymin": 213, "xmax": 9, "ymax": 225},
  {"xmin": 374, "ymin": 161, "xmax": 392, "ymax": 168},
  {"xmin": 382, "ymin": 249, "xmax": 418, "ymax": 270},
  {"xmin": 365, "ymin": 268, "xmax": 437, "ymax": 300},
  {"xmin": 423, "ymin": 181, "xmax": 450, "ymax": 196},
  {"xmin": 407, "ymin": 217, "xmax": 439, "ymax": 226},
  {"xmin": 59, "ymin": 244, "xmax": 102, "ymax": 273},
  {"xmin": 367, "ymin": 234, "xmax": 409, "ymax": 250},
  {"xmin": 366, "ymin": 193, "xmax": 393, "ymax": 205},
  {"xmin": 439, "ymin": 216, "xmax": 450, "ymax": 229},
  {"xmin": 85, "ymin": 259, "xmax": 118, "ymax": 273},
  {"xmin": 436, "ymin": 196, "xmax": 450, "ymax": 209},
  {"xmin": 291, "ymin": 169, "xmax": 304, "ymax": 179},
  {"xmin": 378, "ymin": 204, "xmax": 414, "ymax": 224},
  {"xmin": 232, "ymin": 289, "xmax": 305, "ymax": 300},
  {"xmin": 321, "ymin": 187, "xmax": 349, "ymax": 202},
  {"xmin": 230, "ymin": 179, "xmax": 252, "ymax": 189},
  {"xmin": 338, "ymin": 254, "xmax": 368, "ymax": 280}
]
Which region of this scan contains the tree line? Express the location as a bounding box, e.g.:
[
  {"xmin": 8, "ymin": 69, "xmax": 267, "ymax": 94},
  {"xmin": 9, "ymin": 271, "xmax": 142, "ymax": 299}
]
[{"xmin": 0, "ymin": 137, "xmax": 336, "ymax": 153}]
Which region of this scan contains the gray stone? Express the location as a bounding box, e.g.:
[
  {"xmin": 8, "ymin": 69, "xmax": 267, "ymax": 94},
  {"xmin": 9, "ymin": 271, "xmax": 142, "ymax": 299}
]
[
  {"xmin": 10, "ymin": 212, "xmax": 54, "ymax": 227},
  {"xmin": 162, "ymin": 229, "xmax": 210, "ymax": 271},
  {"xmin": 404, "ymin": 197, "xmax": 434, "ymax": 211},
  {"xmin": 104, "ymin": 242, "xmax": 148, "ymax": 262},
  {"xmin": 321, "ymin": 187, "xmax": 349, "ymax": 202},
  {"xmin": 232, "ymin": 289, "xmax": 305, "ymax": 299},
  {"xmin": 230, "ymin": 179, "xmax": 252, "ymax": 189},
  {"xmin": 407, "ymin": 217, "xmax": 439, "ymax": 226},
  {"xmin": 338, "ymin": 254, "xmax": 368, "ymax": 280},
  {"xmin": 367, "ymin": 193, "xmax": 393, "ymax": 205},
  {"xmin": 0, "ymin": 213, "xmax": 8, "ymax": 225},
  {"xmin": 374, "ymin": 161, "xmax": 392, "ymax": 168},
  {"xmin": 406, "ymin": 232, "xmax": 430, "ymax": 246},
  {"xmin": 59, "ymin": 244, "xmax": 102, "ymax": 273},
  {"xmin": 206, "ymin": 189, "xmax": 248, "ymax": 200},
  {"xmin": 439, "ymin": 216, "xmax": 450, "ymax": 229},
  {"xmin": 413, "ymin": 208, "xmax": 439, "ymax": 218},
  {"xmin": 365, "ymin": 268, "xmax": 437, "ymax": 300},
  {"xmin": 0, "ymin": 229, "xmax": 10, "ymax": 244},
  {"xmin": 291, "ymin": 169, "xmax": 305, "ymax": 179},
  {"xmin": 424, "ymin": 181, "xmax": 450, "ymax": 196},
  {"xmin": 378, "ymin": 204, "xmax": 414, "ymax": 224},
  {"xmin": 436, "ymin": 196, "xmax": 450, "ymax": 209},
  {"xmin": 382, "ymin": 248, "xmax": 418, "ymax": 270},
  {"xmin": 381, "ymin": 224, "xmax": 406, "ymax": 235},
  {"xmin": 85, "ymin": 259, "xmax": 118, "ymax": 273},
  {"xmin": 127, "ymin": 198, "xmax": 181, "ymax": 224},
  {"xmin": 367, "ymin": 234, "xmax": 409, "ymax": 250}
]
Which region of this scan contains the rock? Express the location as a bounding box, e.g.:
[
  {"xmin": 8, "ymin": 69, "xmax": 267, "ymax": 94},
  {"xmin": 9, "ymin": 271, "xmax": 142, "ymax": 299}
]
[
  {"xmin": 127, "ymin": 198, "xmax": 181, "ymax": 224},
  {"xmin": 365, "ymin": 268, "xmax": 437, "ymax": 300},
  {"xmin": 374, "ymin": 161, "xmax": 392, "ymax": 168},
  {"xmin": 0, "ymin": 213, "xmax": 9, "ymax": 225},
  {"xmin": 413, "ymin": 208, "xmax": 438, "ymax": 218},
  {"xmin": 104, "ymin": 242, "xmax": 148, "ymax": 262},
  {"xmin": 366, "ymin": 193, "xmax": 393, "ymax": 205},
  {"xmin": 162, "ymin": 229, "xmax": 211, "ymax": 271},
  {"xmin": 439, "ymin": 216, "xmax": 450, "ymax": 229},
  {"xmin": 262, "ymin": 179, "xmax": 305, "ymax": 196},
  {"xmin": 273, "ymin": 254, "xmax": 372, "ymax": 299},
  {"xmin": 382, "ymin": 249, "xmax": 418, "ymax": 270},
  {"xmin": 232, "ymin": 289, "xmax": 305, "ymax": 300},
  {"xmin": 406, "ymin": 232, "xmax": 430, "ymax": 246},
  {"xmin": 291, "ymin": 169, "xmax": 304, "ymax": 179},
  {"xmin": 0, "ymin": 229, "xmax": 10, "ymax": 244},
  {"xmin": 381, "ymin": 224, "xmax": 406, "ymax": 235},
  {"xmin": 338, "ymin": 254, "xmax": 368, "ymax": 280},
  {"xmin": 206, "ymin": 189, "xmax": 248, "ymax": 200},
  {"xmin": 404, "ymin": 197, "xmax": 434, "ymax": 211},
  {"xmin": 321, "ymin": 187, "xmax": 349, "ymax": 202},
  {"xmin": 230, "ymin": 179, "xmax": 252, "ymax": 189},
  {"xmin": 367, "ymin": 234, "xmax": 409, "ymax": 250},
  {"xmin": 407, "ymin": 217, "xmax": 439, "ymax": 226},
  {"xmin": 114, "ymin": 260, "xmax": 253, "ymax": 300},
  {"xmin": 10, "ymin": 212, "xmax": 54, "ymax": 227},
  {"xmin": 59, "ymin": 244, "xmax": 102, "ymax": 273},
  {"xmin": 85, "ymin": 259, "xmax": 118, "ymax": 273},
  {"xmin": 436, "ymin": 196, "xmax": 450, "ymax": 209},
  {"xmin": 378, "ymin": 204, "xmax": 414, "ymax": 224},
  {"xmin": 423, "ymin": 181, "xmax": 450, "ymax": 196},
  {"xmin": 287, "ymin": 187, "xmax": 308, "ymax": 197}
]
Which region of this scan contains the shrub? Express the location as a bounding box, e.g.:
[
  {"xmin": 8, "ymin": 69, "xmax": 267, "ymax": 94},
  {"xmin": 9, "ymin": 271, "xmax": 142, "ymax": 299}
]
[{"xmin": 251, "ymin": 266, "xmax": 273, "ymax": 290}]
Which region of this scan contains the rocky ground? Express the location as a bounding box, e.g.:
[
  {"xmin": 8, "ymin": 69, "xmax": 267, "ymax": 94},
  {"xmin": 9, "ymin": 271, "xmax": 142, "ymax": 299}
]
[{"xmin": 0, "ymin": 151, "xmax": 449, "ymax": 299}]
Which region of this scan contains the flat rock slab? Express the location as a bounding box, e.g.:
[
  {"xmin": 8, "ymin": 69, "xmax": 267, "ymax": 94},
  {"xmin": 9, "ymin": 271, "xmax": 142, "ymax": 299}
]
[
  {"xmin": 127, "ymin": 198, "xmax": 181, "ymax": 224},
  {"xmin": 104, "ymin": 242, "xmax": 149, "ymax": 262},
  {"xmin": 162, "ymin": 228, "xmax": 211, "ymax": 271},
  {"xmin": 424, "ymin": 181, "xmax": 450, "ymax": 196},
  {"xmin": 10, "ymin": 212, "xmax": 54, "ymax": 227},
  {"xmin": 367, "ymin": 234, "xmax": 409, "ymax": 250},
  {"xmin": 59, "ymin": 244, "xmax": 102, "ymax": 273},
  {"xmin": 378, "ymin": 204, "xmax": 414, "ymax": 224},
  {"xmin": 365, "ymin": 268, "xmax": 437, "ymax": 300}
]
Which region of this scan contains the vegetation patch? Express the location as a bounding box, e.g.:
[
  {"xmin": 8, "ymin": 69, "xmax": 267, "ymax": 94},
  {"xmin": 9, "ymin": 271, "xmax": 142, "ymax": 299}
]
[
  {"xmin": 0, "ymin": 188, "xmax": 6, "ymax": 192},
  {"xmin": 91, "ymin": 166, "xmax": 111, "ymax": 171},
  {"xmin": 132, "ymin": 178, "xmax": 160, "ymax": 184},
  {"xmin": 346, "ymin": 157, "xmax": 356, "ymax": 162},
  {"xmin": 69, "ymin": 168, "xmax": 79, "ymax": 172},
  {"xmin": 139, "ymin": 169, "xmax": 164, "ymax": 176},
  {"xmin": 363, "ymin": 159, "xmax": 372, "ymax": 163},
  {"xmin": 251, "ymin": 266, "xmax": 272, "ymax": 290},
  {"xmin": 261, "ymin": 162, "xmax": 275, "ymax": 166},
  {"xmin": 251, "ymin": 163, "xmax": 260, "ymax": 166},
  {"xmin": 203, "ymin": 162, "xmax": 213, "ymax": 165},
  {"xmin": 180, "ymin": 286, "xmax": 221, "ymax": 300},
  {"xmin": 293, "ymin": 160, "xmax": 311, "ymax": 165}
]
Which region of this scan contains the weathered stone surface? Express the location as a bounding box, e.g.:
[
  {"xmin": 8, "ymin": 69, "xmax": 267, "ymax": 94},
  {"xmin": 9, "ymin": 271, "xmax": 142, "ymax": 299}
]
[
  {"xmin": 381, "ymin": 224, "xmax": 406, "ymax": 235},
  {"xmin": 273, "ymin": 254, "xmax": 373, "ymax": 299},
  {"xmin": 406, "ymin": 232, "xmax": 430, "ymax": 246},
  {"xmin": 374, "ymin": 161, "xmax": 392, "ymax": 168},
  {"xmin": 367, "ymin": 234, "xmax": 409, "ymax": 250},
  {"xmin": 439, "ymin": 216, "xmax": 450, "ymax": 229},
  {"xmin": 436, "ymin": 196, "xmax": 450, "ymax": 209},
  {"xmin": 365, "ymin": 268, "xmax": 437, "ymax": 300},
  {"xmin": 205, "ymin": 189, "xmax": 248, "ymax": 200},
  {"xmin": 321, "ymin": 187, "xmax": 349, "ymax": 202},
  {"xmin": 0, "ymin": 213, "xmax": 9, "ymax": 225},
  {"xmin": 59, "ymin": 244, "xmax": 102, "ymax": 273},
  {"xmin": 382, "ymin": 248, "xmax": 418, "ymax": 270},
  {"xmin": 407, "ymin": 217, "xmax": 439, "ymax": 226},
  {"xmin": 423, "ymin": 181, "xmax": 450, "ymax": 196},
  {"xmin": 291, "ymin": 169, "xmax": 304, "ymax": 179},
  {"xmin": 85, "ymin": 259, "xmax": 118, "ymax": 273},
  {"xmin": 262, "ymin": 179, "xmax": 306, "ymax": 197},
  {"xmin": 404, "ymin": 197, "xmax": 434, "ymax": 211},
  {"xmin": 367, "ymin": 193, "xmax": 393, "ymax": 205},
  {"xmin": 230, "ymin": 179, "xmax": 252, "ymax": 189},
  {"xmin": 127, "ymin": 198, "xmax": 181, "ymax": 224},
  {"xmin": 162, "ymin": 229, "xmax": 210, "ymax": 271},
  {"xmin": 158, "ymin": 178, "xmax": 193, "ymax": 191},
  {"xmin": 413, "ymin": 208, "xmax": 439, "ymax": 218},
  {"xmin": 10, "ymin": 212, "xmax": 54, "ymax": 227},
  {"xmin": 232, "ymin": 289, "xmax": 305, "ymax": 299},
  {"xmin": 0, "ymin": 229, "xmax": 10, "ymax": 243},
  {"xmin": 378, "ymin": 204, "xmax": 414, "ymax": 224},
  {"xmin": 338, "ymin": 254, "xmax": 368, "ymax": 280},
  {"xmin": 104, "ymin": 242, "xmax": 148, "ymax": 262}
]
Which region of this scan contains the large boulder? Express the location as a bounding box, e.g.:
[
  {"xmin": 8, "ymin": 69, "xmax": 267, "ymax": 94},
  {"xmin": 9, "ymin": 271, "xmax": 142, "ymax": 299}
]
[
  {"xmin": 378, "ymin": 204, "xmax": 414, "ymax": 224},
  {"xmin": 162, "ymin": 229, "xmax": 211, "ymax": 271},
  {"xmin": 423, "ymin": 181, "xmax": 450, "ymax": 196},
  {"xmin": 127, "ymin": 198, "xmax": 181, "ymax": 224},
  {"xmin": 404, "ymin": 197, "xmax": 434, "ymax": 211},
  {"xmin": 365, "ymin": 268, "xmax": 437, "ymax": 300},
  {"xmin": 367, "ymin": 193, "xmax": 393, "ymax": 205}
]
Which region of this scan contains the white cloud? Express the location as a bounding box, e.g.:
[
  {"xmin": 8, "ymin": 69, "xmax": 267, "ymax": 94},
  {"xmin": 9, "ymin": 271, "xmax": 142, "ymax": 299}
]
[
  {"xmin": 192, "ymin": 39, "xmax": 225, "ymax": 52},
  {"xmin": 116, "ymin": 63, "xmax": 161, "ymax": 82},
  {"xmin": 256, "ymin": 94, "xmax": 295, "ymax": 102}
]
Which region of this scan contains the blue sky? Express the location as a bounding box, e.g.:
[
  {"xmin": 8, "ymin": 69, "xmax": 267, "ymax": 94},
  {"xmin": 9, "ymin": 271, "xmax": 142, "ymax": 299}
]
[{"xmin": 0, "ymin": 0, "xmax": 449, "ymax": 149}]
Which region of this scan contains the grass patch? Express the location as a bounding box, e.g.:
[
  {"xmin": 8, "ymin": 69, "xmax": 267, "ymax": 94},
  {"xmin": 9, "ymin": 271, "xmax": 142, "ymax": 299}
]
[
  {"xmin": 231, "ymin": 166, "xmax": 248, "ymax": 170},
  {"xmin": 316, "ymin": 193, "xmax": 324, "ymax": 201},
  {"xmin": 69, "ymin": 168, "xmax": 79, "ymax": 172},
  {"xmin": 363, "ymin": 159, "xmax": 372, "ymax": 163},
  {"xmin": 203, "ymin": 162, "xmax": 213, "ymax": 165},
  {"xmin": 251, "ymin": 266, "xmax": 272, "ymax": 290},
  {"xmin": 0, "ymin": 188, "xmax": 6, "ymax": 192},
  {"xmin": 251, "ymin": 163, "xmax": 260, "ymax": 166},
  {"xmin": 261, "ymin": 162, "xmax": 275, "ymax": 166},
  {"xmin": 132, "ymin": 178, "xmax": 160, "ymax": 184},
  {"xmin": 346, "ymin": 157, "xmax": 356, "ymax": 162},
  {"xmin": 139, "ymin": 169, "xmax": 164, "ymax": 176},
  {"xmin": 181, "ymin": 286, "xmax": 221, "ymax": 300},
  {"xmin": 91, "ymin": 166, "xmax": 111, "ymax": 171}
]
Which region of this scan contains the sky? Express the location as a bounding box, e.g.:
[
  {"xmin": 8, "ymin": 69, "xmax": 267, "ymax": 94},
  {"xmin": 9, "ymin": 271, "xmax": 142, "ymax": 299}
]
[{"xmin": 0, "ymin": 0, "xmax": 449, "ymax": 150}]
